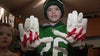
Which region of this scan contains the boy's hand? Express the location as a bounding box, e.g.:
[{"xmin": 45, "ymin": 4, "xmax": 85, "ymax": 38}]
[
  {"xmin": 67, "ymin": 11, "xmax": 88, "ymax": 41},
  {"xmin": 52, "ymin": 11, "xmax": 88, "ymax": 43},
  {"xmin": 18, "ymin": 15, "xmax": 53, "ymax": 50}
]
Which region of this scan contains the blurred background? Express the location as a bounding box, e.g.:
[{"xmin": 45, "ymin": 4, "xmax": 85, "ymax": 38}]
[{"xmin": 0, "ymin": 0, "xmax": 100, "ymax": 56}]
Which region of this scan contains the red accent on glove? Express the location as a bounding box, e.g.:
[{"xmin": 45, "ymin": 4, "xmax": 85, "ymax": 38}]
[
  {"xmin": 29, "ymin": 31, "xmax": 33, "ymax": 44},
  {"xmin": 22, "ymin": 30, "xmax": 39, "ymax": 47},
  {"xmin": 67, "ymin": 28, "xmax": 76, "ymax": 38},
  {"xmin": 80, "ymin": 34, "xmax": 86, "ymax": 41},
  {"xmin": 75, "ymin": 34, "xmax": 86, "ymax": 41},
  {"xmin": 74, "ymin": 28, "xmax": 83, "ymax": 40},
  {"xmin": 33, "ymin": 32, "xmax": 39, "ymax": 42},
  {"xmin": 23, "ymin": 34, "xmax": 28, "ymax": 47},
  {"xmin": 66, "ymin": 28, "xmax": 86, "ymax": 41}
]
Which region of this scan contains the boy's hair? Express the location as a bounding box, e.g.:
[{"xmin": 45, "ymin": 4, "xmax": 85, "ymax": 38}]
[{"xmin": 43, "ymin": 0, "xmax": 64, "ymax": 19}]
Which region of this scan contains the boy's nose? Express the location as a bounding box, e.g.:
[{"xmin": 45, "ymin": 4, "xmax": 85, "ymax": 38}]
[
  {"xmin": 52, "ymin": 10, "xmax": 56, "ymax": 14},
  {"xmin": 52, "ymin": 11, "xmax": 56, "ymax": 15}
]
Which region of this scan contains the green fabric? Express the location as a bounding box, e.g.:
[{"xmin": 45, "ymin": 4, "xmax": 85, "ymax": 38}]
[{"xmin": 36, "ymin": 22, "xmax": 76, "ymax": 56}]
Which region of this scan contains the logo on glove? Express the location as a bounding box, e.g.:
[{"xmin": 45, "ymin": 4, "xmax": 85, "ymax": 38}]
[{"xmin": 23, "ymin": 30, "xmax": 39, "ymax": 47}]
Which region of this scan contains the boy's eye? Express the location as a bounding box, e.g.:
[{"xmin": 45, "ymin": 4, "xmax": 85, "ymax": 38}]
[
  {"xmin": 55, "ymin": 8, "xmax": 59, "ymax": 10},
  {"xmin": 0, "ymin": 32, "xmax": 12, "ymax": 37},
  {"xmin": 47, "ymin": 9, "xmax": 52, "ymax": 11},
  {"xmin": 0, "ymin": 32, "xmax": 3, "ymax": 35},
  {"xmin": 7, "ymin": 33, "xmax": 12, "ymax": 37}
]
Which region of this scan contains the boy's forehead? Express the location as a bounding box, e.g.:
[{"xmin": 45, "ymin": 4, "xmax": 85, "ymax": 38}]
[
  {"xmin": 0, "ymin": 26, "xmax": 11, "ymax": 32},
  {"xmin": 0, "ymin": 26, "xmax": 12, "ymax": 34}
]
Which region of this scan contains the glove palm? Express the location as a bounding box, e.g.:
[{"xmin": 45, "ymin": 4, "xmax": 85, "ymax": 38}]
[
  {"xmin": 52, "ymin": 11, "xmax": 88, "ymax": 43},
  {"xmin": 18, "ymin": 15, "xmax": 53, "ymax": 49}
]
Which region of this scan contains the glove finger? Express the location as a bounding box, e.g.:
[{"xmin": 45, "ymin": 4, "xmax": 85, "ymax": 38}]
[
  {"xmin": 76, "ymin": 20, "xmax": 83, "ymax": 32},
  {"xmin": 24, "ymin": 18, "xmax": 30, "ymax": 31},
  {"xmin": 30, "ymin": 15, "xmax": 39, "ymax": 34},
  {"xmin": 18, "ymin": 23, "xmax": 24, "ymax": 37},
  {"xmin": 32, "ymin": 40, "xmax": 40, "ymax": 48},
  {"xmin": 74, "ymin": 12, "xmax": 83, "ymax": 32},
  {"xmin": 67, "ymin": 13, "xmax": 73, "ymax": 32},
  {"xmin": 81, "ymin": 18, "xmax": 88, "ymax": 33},
  {"xmin": 67, "ymin": 13, "xmax": 72, "ymax": 27},
  {"xmin": 30, "ymin": 15, "xmax": 35, "ymax": 29},
  {"xmin": 82, "ymin": 18, "xmax": 88, "ymax": 28},
  {"xmin": 40, "ymin": 37, "xmax": 53, "ymax": 43},
  {"xmin": 78, "ymin": 12, "xmax": 83, "ymax": 21},
  {"xmin": 72, "ymin": 10, "xmax": 78, "ymax": 25},
  {"xmin": 67, "ymin": 10, "xmax": 78, "ymax": 32}
]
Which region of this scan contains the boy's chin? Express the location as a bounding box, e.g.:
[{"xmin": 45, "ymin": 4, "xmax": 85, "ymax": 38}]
[{"xmin": 50, "ymin": 20, "xmax": 60, "ymax": 23}]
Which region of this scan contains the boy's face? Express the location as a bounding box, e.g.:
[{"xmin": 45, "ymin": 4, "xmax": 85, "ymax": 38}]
[
  {"xmin": 47, "ymin": 5, "xmax": 62, "ymax": 23},
  {"xmin": 0, "ymin": 26, "xmax": 13, "ymax": 48}
]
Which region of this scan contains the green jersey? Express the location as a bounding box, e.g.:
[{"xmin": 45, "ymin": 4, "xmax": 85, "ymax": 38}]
[{"xmin": 36, "ymin": 22, "xmax": 75, "ymax": 56}]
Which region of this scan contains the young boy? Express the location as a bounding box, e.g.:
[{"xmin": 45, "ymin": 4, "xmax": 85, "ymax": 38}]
[
  {"xmin": 19, "ymin": 0, "xmax": 87, "ymax": 56},
  {"xmin": 0, "ymin": 23, "xmax": 18, "ymax": 56},
  {"xmin": 38, "ymin": 0, "xmax": 75, "ymax": 56}
]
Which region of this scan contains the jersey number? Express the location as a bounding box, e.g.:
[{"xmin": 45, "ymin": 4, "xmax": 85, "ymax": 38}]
[{"xmin": 41, "ymin": 38, "xmax": 68, "ymax": 56}]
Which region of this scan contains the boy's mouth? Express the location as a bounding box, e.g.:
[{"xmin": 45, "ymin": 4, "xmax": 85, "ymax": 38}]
[
  {"xmin": 51, "ymin": 15, "xmax": 57, "ymax": 18},
  {"xmin": 2, "ymin": 40, "xmax": 7, "ymax": 43}
]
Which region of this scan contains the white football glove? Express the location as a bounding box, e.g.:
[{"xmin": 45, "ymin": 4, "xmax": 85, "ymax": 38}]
[
  {"xmin": 18, "ymin": 15, "xmax": 53, "ymax": 49},
  {"xmin": 52, "ymin": 11, "xmax": 88, "ymax": 43}
]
